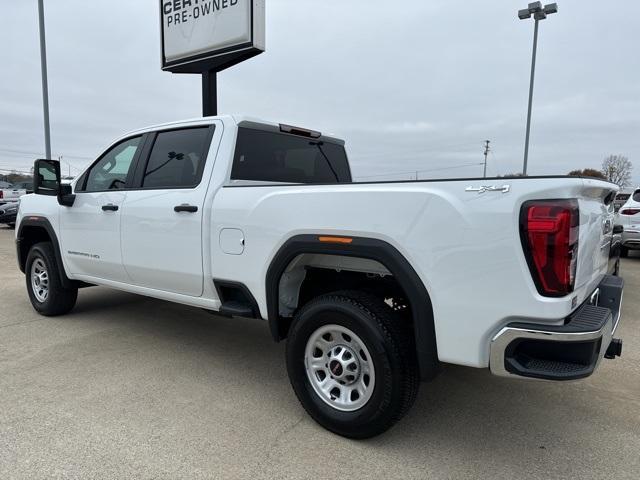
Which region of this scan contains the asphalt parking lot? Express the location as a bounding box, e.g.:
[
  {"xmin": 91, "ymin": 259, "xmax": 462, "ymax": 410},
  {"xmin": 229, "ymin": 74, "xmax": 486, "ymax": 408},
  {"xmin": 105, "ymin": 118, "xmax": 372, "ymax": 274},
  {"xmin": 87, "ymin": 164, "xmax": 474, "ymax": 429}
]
[{"xmin": 0, "ymin": 226, "xmax": 638, "ymax": 479}]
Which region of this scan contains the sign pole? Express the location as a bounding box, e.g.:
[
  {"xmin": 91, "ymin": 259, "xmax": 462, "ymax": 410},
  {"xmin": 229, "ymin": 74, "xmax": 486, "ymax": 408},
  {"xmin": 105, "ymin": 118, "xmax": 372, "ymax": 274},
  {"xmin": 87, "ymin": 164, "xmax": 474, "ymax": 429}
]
[
  {"xmin": 202, "ymin": 70, "xmax": 217, "ymax": 117},
  {"xmin": 160, "ymin": 0, "xmax": 264, "ymax": 117}
]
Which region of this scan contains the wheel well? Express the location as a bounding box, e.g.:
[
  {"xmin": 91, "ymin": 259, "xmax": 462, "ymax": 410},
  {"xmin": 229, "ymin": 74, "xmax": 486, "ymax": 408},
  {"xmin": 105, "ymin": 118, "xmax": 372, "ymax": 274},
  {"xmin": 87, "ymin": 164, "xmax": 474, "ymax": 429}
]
[
  {"xmin": 17, "ymin": 225, "xmax": 52, "ymax": 272},
  {"xmin": 277, "ymin": 254, "xmax": 411, "ymax": 321},
  {"xmin": 266, "ymin": 235, "xmax": 440, "ymax": 381},
  {"xmin": 16, "ymin": 219, "xmax": 87, "ymax": 290}
]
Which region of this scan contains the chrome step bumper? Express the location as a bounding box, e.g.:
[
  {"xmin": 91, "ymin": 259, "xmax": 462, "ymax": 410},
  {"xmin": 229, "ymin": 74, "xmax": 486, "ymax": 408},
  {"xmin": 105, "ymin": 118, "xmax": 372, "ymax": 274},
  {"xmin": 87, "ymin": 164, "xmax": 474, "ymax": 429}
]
[{"xmin": 490, "ymin": 275, "xmax": 623, "ymax": 381}]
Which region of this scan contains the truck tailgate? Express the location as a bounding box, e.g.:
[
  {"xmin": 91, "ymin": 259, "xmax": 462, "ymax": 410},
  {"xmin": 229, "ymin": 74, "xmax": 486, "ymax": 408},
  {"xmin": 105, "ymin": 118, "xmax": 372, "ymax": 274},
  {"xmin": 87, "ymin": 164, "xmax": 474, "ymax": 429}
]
[{"xmin": 574, "ymin": 180, "xmax": 618, "ymax": 296}]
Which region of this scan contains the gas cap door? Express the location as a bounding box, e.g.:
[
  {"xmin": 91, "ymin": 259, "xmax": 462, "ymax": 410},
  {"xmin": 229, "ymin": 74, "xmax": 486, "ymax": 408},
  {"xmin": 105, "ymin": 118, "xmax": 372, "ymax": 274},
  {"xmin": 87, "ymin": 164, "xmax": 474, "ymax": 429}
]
[{"xmin": 219, "ymin": 228, "xmax": 245, "ymax": 255}]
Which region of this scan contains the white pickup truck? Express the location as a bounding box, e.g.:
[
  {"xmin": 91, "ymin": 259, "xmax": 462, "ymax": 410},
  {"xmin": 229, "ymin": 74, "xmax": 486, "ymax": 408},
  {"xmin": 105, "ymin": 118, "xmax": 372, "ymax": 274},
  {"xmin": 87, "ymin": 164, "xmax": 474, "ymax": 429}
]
[
  {"xmin": 15, "ymin": 116, "xmax": 624, "ymax": 438},
  {"xmin": 0, "ymin": 187, "xmax": 27, "ymax": 206}
]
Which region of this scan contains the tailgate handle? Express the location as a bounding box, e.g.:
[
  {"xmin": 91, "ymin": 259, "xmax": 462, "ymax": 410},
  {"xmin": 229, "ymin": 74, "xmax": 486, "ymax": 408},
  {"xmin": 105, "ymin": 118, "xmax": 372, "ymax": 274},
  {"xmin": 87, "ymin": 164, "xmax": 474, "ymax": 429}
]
[{"xmin": 174, "ymin": 204, "xmax": 198, "ymax": 213}]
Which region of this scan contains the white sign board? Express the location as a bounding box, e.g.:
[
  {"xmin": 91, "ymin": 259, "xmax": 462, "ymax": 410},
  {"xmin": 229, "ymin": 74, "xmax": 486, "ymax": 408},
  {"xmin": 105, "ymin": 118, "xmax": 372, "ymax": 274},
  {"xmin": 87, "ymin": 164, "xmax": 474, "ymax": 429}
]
[{"xmin": 160, "ymin": 0, "xmax": 265, "ymax": 72}]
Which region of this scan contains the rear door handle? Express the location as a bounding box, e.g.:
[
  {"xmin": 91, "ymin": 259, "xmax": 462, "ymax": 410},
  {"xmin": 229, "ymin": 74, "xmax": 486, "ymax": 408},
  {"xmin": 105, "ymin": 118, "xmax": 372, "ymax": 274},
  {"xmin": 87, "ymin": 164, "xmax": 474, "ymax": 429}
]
[
  {"xmin": 174, "ymin": 204, "xmax": 198, "ymax": 213},
  {"xmin": 101, "ymin": 204, "xmax": 119, "ymax": 212}
]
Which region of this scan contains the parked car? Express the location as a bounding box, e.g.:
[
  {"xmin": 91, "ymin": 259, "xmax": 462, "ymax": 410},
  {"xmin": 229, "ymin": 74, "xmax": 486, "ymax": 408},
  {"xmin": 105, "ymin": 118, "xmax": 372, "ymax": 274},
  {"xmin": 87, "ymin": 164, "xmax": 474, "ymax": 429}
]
[
  {"xmin": 11, "ymin": 180, "xmax": 33, "ymax": 193},
  {"xmin": 613, "ymin": 188, "xmax": 634, "ymax": 212},
  {"xmin": 15, "ymin": 116, "xmax": 625, "ymax": 438},
  {"xmin": 616, "ymin": 188, "xmax": 640, "ymax": 257},
  {"xmin": 0, "ymin": 200, "xmax": 19, "ymax": 228},
  {"xmin": 0, "ymin": 187, "xmax": 27, "ymax": 206}
]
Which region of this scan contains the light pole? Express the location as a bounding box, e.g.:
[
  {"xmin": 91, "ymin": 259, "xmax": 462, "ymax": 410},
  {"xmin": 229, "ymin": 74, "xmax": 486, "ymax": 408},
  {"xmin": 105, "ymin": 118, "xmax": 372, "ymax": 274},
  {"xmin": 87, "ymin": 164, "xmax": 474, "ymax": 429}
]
[
  {"xmin": 518, "ymin": 2, "xmax": 557, "ymax": 175},
  {"xmin": 37, "ymin": 0, "xmax": 52, "ymax": 160}
]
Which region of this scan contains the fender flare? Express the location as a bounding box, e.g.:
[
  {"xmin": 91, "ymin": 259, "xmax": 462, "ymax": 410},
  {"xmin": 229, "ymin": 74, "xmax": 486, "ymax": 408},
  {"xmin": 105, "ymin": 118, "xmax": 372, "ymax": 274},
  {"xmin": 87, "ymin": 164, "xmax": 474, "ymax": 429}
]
[
  {"xmin": 265, "ymin": 234, "xmax": 439, "ymax": 380},
  {"xmin": 16, "ymin": 216, "xmax": 74, "ymax": 289}
]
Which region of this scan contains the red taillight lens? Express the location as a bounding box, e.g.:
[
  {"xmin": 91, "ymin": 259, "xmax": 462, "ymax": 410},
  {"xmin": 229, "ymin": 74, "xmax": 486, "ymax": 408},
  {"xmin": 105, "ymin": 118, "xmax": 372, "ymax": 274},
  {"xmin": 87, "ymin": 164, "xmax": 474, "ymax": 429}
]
[
  {"xmin": 520, "ymin": 199, "xmax": 579, "ymax": 297},
  {"xmin": 620, "ymin": 208, "xmax": 640, "ymax": 216}
]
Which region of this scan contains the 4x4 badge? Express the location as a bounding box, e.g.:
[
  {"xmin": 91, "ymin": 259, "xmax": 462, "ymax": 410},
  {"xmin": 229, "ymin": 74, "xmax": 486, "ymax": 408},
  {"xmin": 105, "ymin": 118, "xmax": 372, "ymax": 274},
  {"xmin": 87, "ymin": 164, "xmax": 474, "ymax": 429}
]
[{"xmin": 465, "ymin": 185, "xmax": 511, "ymax": 194}]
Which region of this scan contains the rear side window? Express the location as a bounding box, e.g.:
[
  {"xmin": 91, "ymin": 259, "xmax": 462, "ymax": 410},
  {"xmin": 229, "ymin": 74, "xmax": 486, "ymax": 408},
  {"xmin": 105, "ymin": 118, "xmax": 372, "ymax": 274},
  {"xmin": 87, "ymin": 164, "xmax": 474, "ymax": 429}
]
[
  {"xmin": 142, "ymin": 127, "xmax": 212, "ymax": 189},
  {"xmin": 633, "ymin": 190, "xmax": 640, "ymax": 202},
  {"xmin": 231, "ymin": 128, "xmax": 351, "ymax": 184}
]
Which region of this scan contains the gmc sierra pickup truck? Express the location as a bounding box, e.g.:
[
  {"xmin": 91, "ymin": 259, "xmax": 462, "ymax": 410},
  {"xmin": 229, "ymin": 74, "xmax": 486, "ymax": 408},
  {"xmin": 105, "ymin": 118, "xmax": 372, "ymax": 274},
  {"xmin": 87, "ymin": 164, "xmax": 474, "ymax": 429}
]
[{"xmin": 16, "ymin": 116, "xmax": 624, "ymax": 438}]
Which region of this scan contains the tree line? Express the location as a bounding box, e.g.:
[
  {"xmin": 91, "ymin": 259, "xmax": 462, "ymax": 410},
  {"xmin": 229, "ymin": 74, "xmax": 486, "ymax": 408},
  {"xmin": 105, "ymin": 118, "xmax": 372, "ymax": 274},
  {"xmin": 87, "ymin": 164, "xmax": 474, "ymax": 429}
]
[{"xmin": 568, "ymin": 154, "xmax": 632, "ymax": 186}]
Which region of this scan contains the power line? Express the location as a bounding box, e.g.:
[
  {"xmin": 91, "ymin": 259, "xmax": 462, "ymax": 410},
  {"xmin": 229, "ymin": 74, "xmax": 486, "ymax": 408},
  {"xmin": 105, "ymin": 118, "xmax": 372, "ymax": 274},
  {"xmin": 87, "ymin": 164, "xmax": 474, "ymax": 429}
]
[
  {"xmin": 349, "ymin": 140, "xmax": 483, "ymax": 161},
  {"xmin": 357, "ymin": 162, "xmax": 485, "ymax": 180},
  {"xmin": 0, "ymin": 147, "xmax": 92, "ymax": 161}
]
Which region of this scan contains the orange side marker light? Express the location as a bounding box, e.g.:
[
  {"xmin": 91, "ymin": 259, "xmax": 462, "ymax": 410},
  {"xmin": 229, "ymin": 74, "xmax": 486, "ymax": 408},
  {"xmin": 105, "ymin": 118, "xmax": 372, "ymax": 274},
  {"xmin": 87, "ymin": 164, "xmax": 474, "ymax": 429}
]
[{"xmin": 318, "ymin": 236, "xmax": 353, "ymax": 244}]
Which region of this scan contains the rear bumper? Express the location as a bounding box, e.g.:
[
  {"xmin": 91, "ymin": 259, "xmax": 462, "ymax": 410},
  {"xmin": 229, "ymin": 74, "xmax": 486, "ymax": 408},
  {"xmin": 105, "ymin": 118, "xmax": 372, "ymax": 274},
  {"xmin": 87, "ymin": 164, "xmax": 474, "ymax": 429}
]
[
  {"xmin": 490, "ymin": 275, "xmax": 623, "ymax": 381},
  {"xmin": 622, "ymin": 229, "xmax": 640, "ymax": 249}
]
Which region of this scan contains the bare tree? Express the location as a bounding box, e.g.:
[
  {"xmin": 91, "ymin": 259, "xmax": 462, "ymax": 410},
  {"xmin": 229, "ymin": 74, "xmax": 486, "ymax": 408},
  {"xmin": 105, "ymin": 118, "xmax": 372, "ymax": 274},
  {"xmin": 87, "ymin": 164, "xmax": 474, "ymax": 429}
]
[{"xmin": 601, "ymin": 155, "xmax": 632, "ymax": 186}]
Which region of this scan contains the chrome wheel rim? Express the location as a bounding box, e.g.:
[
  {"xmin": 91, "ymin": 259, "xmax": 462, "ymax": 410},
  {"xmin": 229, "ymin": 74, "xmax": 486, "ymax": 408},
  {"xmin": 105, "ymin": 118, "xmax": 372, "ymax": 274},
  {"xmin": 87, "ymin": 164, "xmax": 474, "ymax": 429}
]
[
  {"xmin": 30, "ymin": 258, "xmax": 49, "ymax": 303},
  {"xmin": 304, "ymin": 324, "xmax": 375, "ymax": 412}
]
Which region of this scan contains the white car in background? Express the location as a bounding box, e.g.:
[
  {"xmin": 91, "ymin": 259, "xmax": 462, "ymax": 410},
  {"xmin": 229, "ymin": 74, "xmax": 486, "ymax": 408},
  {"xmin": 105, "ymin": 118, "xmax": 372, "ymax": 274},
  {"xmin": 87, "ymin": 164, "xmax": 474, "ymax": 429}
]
[{"xmin": 616, "ymin": 188, "xmax": 640, "ymax": 256}]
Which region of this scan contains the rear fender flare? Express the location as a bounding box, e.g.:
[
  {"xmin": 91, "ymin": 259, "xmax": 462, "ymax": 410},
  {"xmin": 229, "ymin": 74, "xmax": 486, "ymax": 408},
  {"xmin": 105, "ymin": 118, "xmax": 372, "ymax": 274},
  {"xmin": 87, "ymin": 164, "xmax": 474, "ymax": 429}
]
[{"xmin": 265, "ymin": 234, "xmax": 439, "ymax": 380}]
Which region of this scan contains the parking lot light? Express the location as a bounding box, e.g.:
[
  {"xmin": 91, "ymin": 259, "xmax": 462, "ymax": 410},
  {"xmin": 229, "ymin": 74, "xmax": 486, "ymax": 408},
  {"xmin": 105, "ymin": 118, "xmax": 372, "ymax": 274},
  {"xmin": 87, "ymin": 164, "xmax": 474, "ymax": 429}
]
[{"xmin": 519, "ymin": 2, "xmax": 558, "ymax": 175}]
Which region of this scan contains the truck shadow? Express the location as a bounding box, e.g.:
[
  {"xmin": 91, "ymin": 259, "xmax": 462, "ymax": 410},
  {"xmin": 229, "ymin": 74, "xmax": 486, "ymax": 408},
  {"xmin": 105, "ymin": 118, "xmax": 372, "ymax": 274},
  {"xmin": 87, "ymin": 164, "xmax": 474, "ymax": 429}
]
[{"xmin": 66, "ymin": 286, "xmax": 631, "ymax": 464}]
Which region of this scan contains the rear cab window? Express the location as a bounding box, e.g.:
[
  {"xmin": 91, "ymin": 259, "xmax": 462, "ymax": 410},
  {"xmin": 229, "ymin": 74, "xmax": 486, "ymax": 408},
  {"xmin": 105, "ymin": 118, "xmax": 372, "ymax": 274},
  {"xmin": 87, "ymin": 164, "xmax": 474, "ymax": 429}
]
[
  {"xmin": 141, "ymin": 127, "xmax": 213, "ymax": 189},
  {"xmin": 633, "ymin": 190, "xmax": 640, "ymax": 202},
  {"xmin": 230, "ymin": 127, "xmax": 351, "ymax": 184}
]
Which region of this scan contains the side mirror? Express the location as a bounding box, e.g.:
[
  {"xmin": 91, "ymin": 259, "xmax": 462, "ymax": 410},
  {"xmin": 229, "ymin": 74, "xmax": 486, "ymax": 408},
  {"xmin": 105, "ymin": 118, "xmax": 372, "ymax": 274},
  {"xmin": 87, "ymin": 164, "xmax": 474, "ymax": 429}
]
[
  {"xmin": 58, "ymin": 183, "xmax": 76, "ymax": 207},
  {"xmin": 33, "ymin": 159, "xmax": 60, "ymax": 196},
  {"xmin": 33, "ymin": 159, "xmax": 75, "ymax": 206},
  {"xmin": 613, "ymin": 224, "xmax": 624, "ymax": 235}
]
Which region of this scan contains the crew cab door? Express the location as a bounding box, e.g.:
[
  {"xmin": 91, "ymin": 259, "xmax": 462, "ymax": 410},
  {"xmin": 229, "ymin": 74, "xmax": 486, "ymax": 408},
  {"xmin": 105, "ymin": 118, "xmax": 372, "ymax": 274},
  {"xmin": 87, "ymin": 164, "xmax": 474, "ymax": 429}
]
[
  {"xmin": 59, "ymin": 136, "xmax": 143, "ymax": 282},
  {"xmin": 120, "ymin": 125, "xmax": 216, "ymax": 296}
]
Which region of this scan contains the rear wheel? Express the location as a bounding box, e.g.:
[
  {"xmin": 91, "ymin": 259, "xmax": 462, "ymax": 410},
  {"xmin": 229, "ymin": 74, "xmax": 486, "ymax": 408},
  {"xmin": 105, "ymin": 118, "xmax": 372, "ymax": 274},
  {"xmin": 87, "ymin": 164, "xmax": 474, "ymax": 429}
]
[
  {"xmin": 286, "ymin": 290, "xmax": 419, "ymax": 439},
  {"xmin": 25, "ymin": 242, "xmax": 77, "ymax": 316}
]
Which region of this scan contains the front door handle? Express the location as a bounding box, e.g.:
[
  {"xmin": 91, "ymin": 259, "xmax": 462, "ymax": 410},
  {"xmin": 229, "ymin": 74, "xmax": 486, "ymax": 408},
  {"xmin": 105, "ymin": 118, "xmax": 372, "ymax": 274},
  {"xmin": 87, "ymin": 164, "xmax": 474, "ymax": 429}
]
[
  {"xmin": 174, "ymin": 204, "xmax": 198, "ymax": 213},
  {"xmin": 101, "ymin": 204, "xmax": 119, "ymax": 212}
]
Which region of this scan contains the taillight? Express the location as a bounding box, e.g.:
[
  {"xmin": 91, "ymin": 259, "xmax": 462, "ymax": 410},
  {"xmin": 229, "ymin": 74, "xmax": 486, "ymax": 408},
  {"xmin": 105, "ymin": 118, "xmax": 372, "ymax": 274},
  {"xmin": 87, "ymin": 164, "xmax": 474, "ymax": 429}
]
[
  {"xmin": 619, "ymin": 208, "xmax": 640, "ymax": 216},
  {"xmin": 520, "ymin": 199, "xmax": 579, "ymax": 297},
  {"xmin": 0, "ymin": 191, "xmax": 3, "ymax": 199}
]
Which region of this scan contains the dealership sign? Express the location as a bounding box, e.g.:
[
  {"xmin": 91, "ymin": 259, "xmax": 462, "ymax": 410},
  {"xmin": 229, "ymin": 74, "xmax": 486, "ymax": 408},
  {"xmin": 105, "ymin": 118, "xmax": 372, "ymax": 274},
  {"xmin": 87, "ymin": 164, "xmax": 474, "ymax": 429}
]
[{"xmin": 160, "ymin": 0, "xmax": 265, "ymax": 73}]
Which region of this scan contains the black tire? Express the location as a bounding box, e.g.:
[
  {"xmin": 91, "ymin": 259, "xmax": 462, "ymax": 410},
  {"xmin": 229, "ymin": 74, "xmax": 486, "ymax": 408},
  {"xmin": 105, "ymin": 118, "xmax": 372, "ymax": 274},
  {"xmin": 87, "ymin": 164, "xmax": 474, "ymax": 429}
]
[
  {"xmin": 286, "ymin": 290, "xmax": 420, "ymax": 439},
  {"xmin": 620, "ymin": 246, "xmax": 629, "ymax": 258},
  {"xmin": 25, "ymin": 242, "xmax": 77, "ymax": 316}
]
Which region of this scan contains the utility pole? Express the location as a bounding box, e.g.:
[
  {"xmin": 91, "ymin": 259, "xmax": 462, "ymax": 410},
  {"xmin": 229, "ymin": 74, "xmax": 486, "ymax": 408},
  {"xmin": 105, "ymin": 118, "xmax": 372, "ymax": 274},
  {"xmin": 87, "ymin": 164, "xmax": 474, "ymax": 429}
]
[
  {"xmin": 483, "ymin": 140, "xmax": 491, "ymax": 178},
  {"xmin": 59, "ymin": 155, "xmax": 70, "ymax": 177},
  {"xmin": 37, "ymin": 0, "xmax": 52, "ymax": 160}
]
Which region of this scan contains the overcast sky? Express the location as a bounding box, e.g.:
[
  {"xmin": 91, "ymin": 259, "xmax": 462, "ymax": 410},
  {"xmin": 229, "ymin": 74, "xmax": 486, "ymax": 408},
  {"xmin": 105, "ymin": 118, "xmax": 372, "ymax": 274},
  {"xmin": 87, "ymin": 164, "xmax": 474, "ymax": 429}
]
[{"xmin": 1, "ymin": 0, "xmax": 639, "ymax": 184}]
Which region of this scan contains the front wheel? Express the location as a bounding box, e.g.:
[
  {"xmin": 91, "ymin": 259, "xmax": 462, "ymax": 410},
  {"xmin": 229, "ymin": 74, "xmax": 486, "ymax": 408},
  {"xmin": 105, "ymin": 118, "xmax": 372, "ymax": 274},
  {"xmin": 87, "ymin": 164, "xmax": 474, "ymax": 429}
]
[
  {"xmin": 286, "ymin": 291, "xmax": 419, "ymax": 439},
  {"xmin": 25, "ymin": 242, "xmax": 77, "ymax": 316}
]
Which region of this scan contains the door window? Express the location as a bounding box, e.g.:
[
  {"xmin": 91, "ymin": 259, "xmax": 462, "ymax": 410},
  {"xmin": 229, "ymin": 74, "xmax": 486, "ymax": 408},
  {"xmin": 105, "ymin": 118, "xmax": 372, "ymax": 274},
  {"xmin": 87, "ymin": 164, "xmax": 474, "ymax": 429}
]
[
  {"xmin": 82, "ymin": 137, "xmax": 141, "ymax": 192},
  {"xmin": 142, "ymin": 127, "xmax": 212, "ymax": 189}
]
